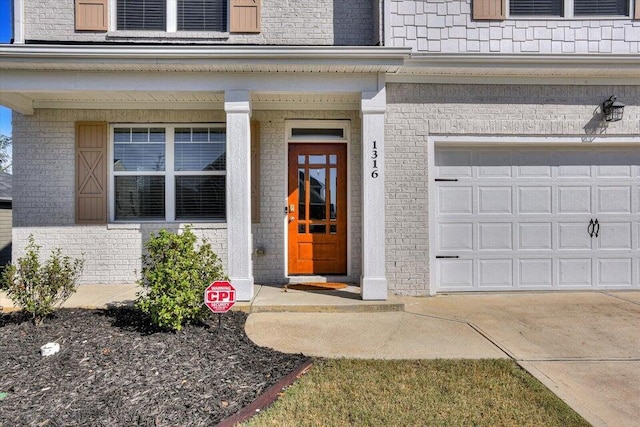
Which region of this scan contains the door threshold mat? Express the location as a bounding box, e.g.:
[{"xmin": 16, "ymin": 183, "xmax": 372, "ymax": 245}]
[{"xmin": 284, "ymin": 282, "xmax": 349, "ymax": 291}]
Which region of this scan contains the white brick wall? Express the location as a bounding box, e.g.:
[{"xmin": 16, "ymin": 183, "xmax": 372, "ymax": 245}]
[
  {"xmin": 24, "ymin": 0, "xmax": 375, "ymax": 46},
  {"xmin": 12, "ymin": 109, "xmax": 228, "ymax": 285},
  {"xmin": 385, "ymin": 83, "xmax": 640, "ymax": 295},
  {"xmin": 12, "ymin": 108, "xmax": 362, "ymax": 286},
  {"xmin": 388, "ymin": 0, "xmax": 640, "ymax": 54}
]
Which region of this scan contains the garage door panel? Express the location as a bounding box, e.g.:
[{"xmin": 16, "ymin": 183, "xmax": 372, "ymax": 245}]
[
  {"xmin": 438, "ymin": 223, "xmax": 473, "ymax": 251},
  {"xmin": 598, "ymin": 259, "xmax": 633, "ymax": 286},
  {"xmin": 558, "ymin": 186, "xmax": 591, "ymax": 214},
  {"xmin": 515, "ymin": 151, "xmax": 552, "ymax": 178},
  {"xmin": 558, "ymin": 259, "xmax": 593, "ymax": 287},
  {"xmin": 479, "ymin": 223, "xmax": 512, "ymax": 250},
  {"xmin": 479, "ymin": 259, "xmax": 513, "ymax": 287},
  {"xmin": 558, "ymin": 223, "xmax": 593, "ymax": 250},
  {"xmin": 518, "ymin": 186, "xmax": 552, "ymax": 213},
  {"xmin": 478, "ymin": 150, "xmax": 512, "ymax": 178},
  {"xmin": 436, "ymin": 149, "xmax": 473, "ymax": 178},
  {"xmin": 596, "ymin": 186, "xmax": 631, "ymax": 214},
  {"xmin": 438, "ymin": 187, "xmax": 473, "ymax": 214},
  {"xmin": 519, "ymin": 223, "xmax": 552, "ymax": 250},
  {"xmin": 438, "ymin": 259, "xmax": 473, "ymax": 289},
  {"xmin": 478, "ymin": 187, "xmax": 512, "ymax": 214},
  {"xmin": 519, "ymin": 259, "xmax": 553, "ymax": 287},
  {"xmin": 598, "ymin": 222, "xmax": 632, "ymax": 250},
  {"xmin": 555, "ymin": 152, "xmax": 592, "ymax": 178}
]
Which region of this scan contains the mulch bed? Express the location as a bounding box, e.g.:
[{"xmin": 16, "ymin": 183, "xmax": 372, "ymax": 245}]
[{"xmin": 0, "ymin": 308, "xmax": 308, "ymax": 426}]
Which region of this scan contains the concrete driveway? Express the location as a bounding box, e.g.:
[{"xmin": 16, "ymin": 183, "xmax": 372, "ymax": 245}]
[
  {"xmin": 400, "ymin": 291, "xmax": 640, "ymax": 427},
  {"xmin": 247, "ymin": 291, "xmax": 640, "ymax": 427}
]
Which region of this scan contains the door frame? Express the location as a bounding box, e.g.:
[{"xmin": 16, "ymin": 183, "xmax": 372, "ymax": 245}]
[
  {"xmin": 428, "ymin": 135, "xmax": 640, "ymax": 295},
  {"xmin": 284, "ymin": 120, "xmax": 352, "ymax": 278}
]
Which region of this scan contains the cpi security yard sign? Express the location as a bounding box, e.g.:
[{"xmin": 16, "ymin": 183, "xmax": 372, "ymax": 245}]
[{"xmin": 204, "ymin": 281, "xmax": 236, "ymax": 313}]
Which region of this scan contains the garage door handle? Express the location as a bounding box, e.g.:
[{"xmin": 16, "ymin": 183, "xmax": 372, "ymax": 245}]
[
  {"xmin": 594, "ymin": 219, "xmax": 600, "ymax": 238},
  {"xmin": 588, "ymin": 219, "xmax": 595, "ymax": 237}
]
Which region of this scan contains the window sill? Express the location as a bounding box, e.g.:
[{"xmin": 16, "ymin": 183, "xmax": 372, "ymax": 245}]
[
  {"xmin": 106, "ymin": 31, "xmax": 231, "ymax": 40},
  {"xmin": 108, "ymin": 222, "xmax": 227, "ymax": 230}
]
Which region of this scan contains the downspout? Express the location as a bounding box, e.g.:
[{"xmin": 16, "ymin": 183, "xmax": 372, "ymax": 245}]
[{"xmin": 12, "ymin": 0, "xmax": 24, "ymax": 44}]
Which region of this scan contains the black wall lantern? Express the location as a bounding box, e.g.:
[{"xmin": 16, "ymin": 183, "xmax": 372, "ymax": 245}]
[{"xmin": 602, "ymin": 96, "xmax": 624, "ymax": 122}]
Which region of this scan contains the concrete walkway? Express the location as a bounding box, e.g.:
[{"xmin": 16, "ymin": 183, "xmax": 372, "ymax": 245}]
[{"xmin": 2, "ymin": 285, "xmax": 638, "ymax": 426}]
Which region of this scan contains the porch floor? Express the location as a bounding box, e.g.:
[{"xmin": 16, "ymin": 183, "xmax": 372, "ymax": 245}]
[{"xmin": 0, "ymin": 283, "xmax": 404, "ymax": 314}]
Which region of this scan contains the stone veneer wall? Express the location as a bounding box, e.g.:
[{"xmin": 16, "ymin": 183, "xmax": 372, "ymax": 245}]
[
  {"xmin": 388, "ymin": 0, "xmax": 640, "ymax": 53},
  {"xmin": 385, "ymin": 83, "xmax": 640, "ymax": 295},
  {"xmin": 12, "ymin": 108, "xmax": 362, "ymax": 285},
  {"xmin": 24, "ymin": 0, "xmax": 375, "ymax": 45}
]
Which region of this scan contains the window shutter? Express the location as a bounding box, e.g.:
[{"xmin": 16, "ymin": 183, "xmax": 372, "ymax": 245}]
[
  {"xmin": 75, "ymin": 0, "xmax": 108, "ymax": 31},
  {"xmin": 636, "ymin": 0, "xmax": 640, "ymax": 18},
  {"xmin": 251, "ymin": 121, "xmax": 260, "ymax": 223},
  {"xmin": 473, "ymin": 0, "xmax": 506, "ymax": 19},
  {"xmin": 230, "ymin": 0, "xmax": 261, "ymax": 33},
  {"xmin": 76, "ymin": 122, "xmax": 107, "ymax": 224}
]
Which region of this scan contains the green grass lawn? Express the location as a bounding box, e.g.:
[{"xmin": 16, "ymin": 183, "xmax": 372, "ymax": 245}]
[{"xmin": 244, "ymin": 359, "xmax": 589, "ymax": 427}]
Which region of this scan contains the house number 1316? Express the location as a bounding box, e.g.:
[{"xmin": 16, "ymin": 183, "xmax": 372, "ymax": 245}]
[{"xmin": 371, "ymin": 140, "xmax": 379, "ymax": 178}]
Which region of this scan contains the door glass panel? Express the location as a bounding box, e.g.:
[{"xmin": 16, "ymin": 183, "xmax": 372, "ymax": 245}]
[
  {"xmin": 310, "ymin": 168, "xmax": 326, "ymax": 220},
  {"xmin": 330, "ymin": 167, "xmax": 337, "ymax": 220},
  {"xmin": 330, "ymin": 225, "xmax": 337, "ymax": 234},
  {"xmin": 298, "ymin": 169, "xmax": 306, "ymax": 220},
  {"xmin": 310, "ymin": 224, "xmax": 326, "ymax": 234},
  {"xmin": 309, "ymin": 155, "xmax": 327, "ymax": 165},
  {"xmin": 298, "ymin": 155, "xmax": 305, "ymax": 165},
  {"xmin": 330, "ymin": 154, "xmax": 337, "ymax": 165},
  {"xmin": 298, "ymin": 224, "xmax": 306, "ymax": 234}
]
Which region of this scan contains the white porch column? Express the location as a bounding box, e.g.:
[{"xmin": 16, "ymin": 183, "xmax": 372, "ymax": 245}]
[
  {"xmin": 225, "ymin": 90, "xmax": 254, "ymax": 301},
  {"xmin": 360, "ymin": 88, "xmax": 388, "ymax": 300}
]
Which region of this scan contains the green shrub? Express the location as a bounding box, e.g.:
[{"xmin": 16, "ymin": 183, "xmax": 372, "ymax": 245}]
[
  {"xmin": 1, "ymin": 235, "xmax": 84, "ymax": 325},
  {"xmin": 135, "ymin": 226, "xmax": 227, "ymax": 331}
]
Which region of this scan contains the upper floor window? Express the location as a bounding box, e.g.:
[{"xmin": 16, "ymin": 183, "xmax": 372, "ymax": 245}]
[
  {"xmin": 117, "ymin": 0, "xmax": 167, "ymax": 30},
  {"xmin": 116, "ymin": 0, "xmax": 227, "ymax": 31},
  {"xmin": 178, "ymin": 0, "xmax": 227, "ymax": 31},
  {"xmin": 510, "ymin": 0, "xmax": 630, "ymax": 16}
]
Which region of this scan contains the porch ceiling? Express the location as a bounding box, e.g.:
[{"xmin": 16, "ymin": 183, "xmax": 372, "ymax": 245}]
[{"xmin": 1, "ymin": 91, "xmax": 362, "ymax": 113}]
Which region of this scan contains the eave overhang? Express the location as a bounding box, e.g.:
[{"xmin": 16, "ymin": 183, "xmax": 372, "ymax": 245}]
[{"xmin": 0, "ymin": 45, "xmax": 411, "ymax": 73}]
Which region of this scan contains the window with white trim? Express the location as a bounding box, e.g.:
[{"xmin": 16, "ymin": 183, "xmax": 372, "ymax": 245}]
[
  {"xmin": 510, "ymin": 0, "xmax": 630, "ymax": 16},
  {"xmin": 112, "ymin": 125, "xmax": 226, "ymax": 222},
  {"xmin": 116, "ymin": 0, "xmax": 227, "ymax": 31}
]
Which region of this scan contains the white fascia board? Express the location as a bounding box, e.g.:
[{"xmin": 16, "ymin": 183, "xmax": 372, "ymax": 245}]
[
  {"xmin": 0, "ymin": 70, "xmax": 381, "ymax": 93},
  {"xmin": 0, "ymin": 45, "xmax": 410, "ymax": 66}
]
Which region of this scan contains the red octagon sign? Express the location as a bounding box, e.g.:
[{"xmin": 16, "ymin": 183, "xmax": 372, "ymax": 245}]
[{"xmin": 204, "ymin": 281, "xmax": 236, "ymax": 313}]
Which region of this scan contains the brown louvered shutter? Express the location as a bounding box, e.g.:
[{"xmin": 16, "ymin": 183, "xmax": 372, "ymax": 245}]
[
  {"xmin": 251, "ymin": 121, "xmax": 260, "ymax": 223},
  {"xmin": 75, "ymin": 0, "xmax": 109, "ymax": 31},
  {"xmin": 636, "ymin": 0, "xmax": 640, "ymax": 19},
  {"xmin": 230, "ymin": 0, "xmax": 261, "ymax": 33},
  {"xmin": 76, "ymin": 122, "xmax": 107, "ymax": 224},
  {"xmin": 473, "ymin": 0, "xmax": 506, "ymax": 20}
]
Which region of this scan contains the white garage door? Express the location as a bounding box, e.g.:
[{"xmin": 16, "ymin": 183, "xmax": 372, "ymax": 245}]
[{"xmin": 435, "ymin": 145, "xmax": 640, "ymax": 291}]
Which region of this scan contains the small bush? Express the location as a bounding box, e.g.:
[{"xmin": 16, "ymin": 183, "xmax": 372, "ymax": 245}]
[
  {"xmin": 1, "ymin": 235, "xmax": 84, "ymax": 325},
  {"xmin": 135, "ymin": 226, "xmax": 227, "ymax": 331}
]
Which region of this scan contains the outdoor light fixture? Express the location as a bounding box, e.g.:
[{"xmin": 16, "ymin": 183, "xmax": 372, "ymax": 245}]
[{"xmin": 602, "ymin": 96, "xmax": 624, "ymax": 122}]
